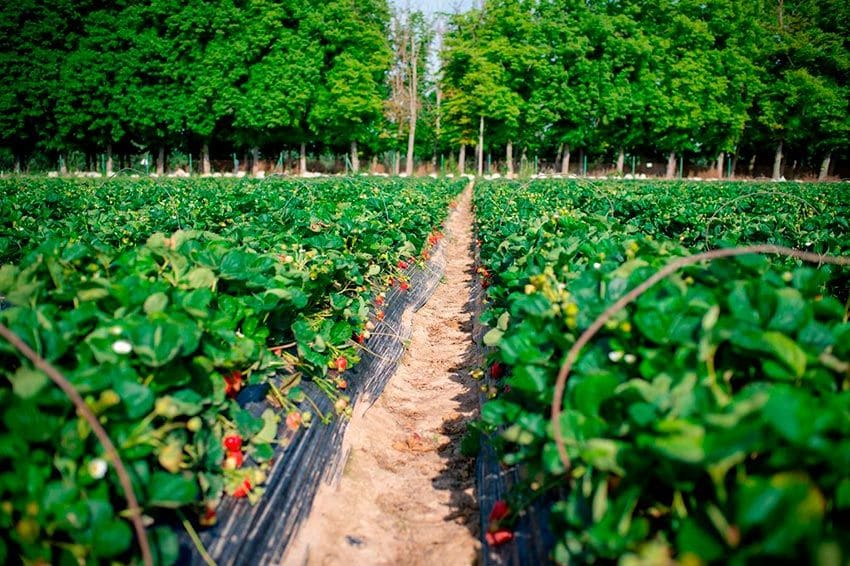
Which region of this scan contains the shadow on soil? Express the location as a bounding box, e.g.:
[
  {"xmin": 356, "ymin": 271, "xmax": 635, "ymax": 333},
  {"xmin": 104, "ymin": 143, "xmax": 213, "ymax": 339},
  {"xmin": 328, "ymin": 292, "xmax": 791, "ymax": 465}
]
[{"xmin": 430, "ymin": 235, "xmax": 483, "ymax": 542}]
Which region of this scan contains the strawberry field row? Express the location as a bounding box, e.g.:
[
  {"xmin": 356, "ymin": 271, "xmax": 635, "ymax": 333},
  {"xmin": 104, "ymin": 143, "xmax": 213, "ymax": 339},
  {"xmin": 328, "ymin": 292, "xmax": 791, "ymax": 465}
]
[
  {"xmin": 0, "ymin": 176, "xmax": 465, "ymax": 564},
  {"xmin": 473, "ymin": 180, "xmax": 850, "ymax": 563}
]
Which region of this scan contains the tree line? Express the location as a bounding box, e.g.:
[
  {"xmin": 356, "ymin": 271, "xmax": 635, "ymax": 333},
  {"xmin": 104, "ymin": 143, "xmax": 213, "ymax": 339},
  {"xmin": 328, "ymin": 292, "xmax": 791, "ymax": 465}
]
[
  {"xmin": 441, "ymin": 0, "xmax": 849, "ymax": 179},
  {"xmin": 1, "ymin": 0, "xmax": 848, "ymax": 179}
]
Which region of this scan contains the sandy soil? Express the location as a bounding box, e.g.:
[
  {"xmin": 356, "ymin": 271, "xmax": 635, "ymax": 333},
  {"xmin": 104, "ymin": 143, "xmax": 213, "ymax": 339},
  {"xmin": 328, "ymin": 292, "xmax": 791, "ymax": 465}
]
[{"xmin": 283, "ymin": 186, "xmax": 480, "ymax": 566}]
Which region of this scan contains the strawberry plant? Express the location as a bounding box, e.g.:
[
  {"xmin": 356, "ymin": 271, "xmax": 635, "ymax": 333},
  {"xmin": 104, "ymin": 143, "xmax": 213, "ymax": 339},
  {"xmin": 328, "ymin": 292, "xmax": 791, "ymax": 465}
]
[
  {"xmin": 474, "ymin": 179, "xmax": 850, "ymax": 564},
  {"xmin": 0, "ymin": 176, "xmax": 464, "ymax": 564}
]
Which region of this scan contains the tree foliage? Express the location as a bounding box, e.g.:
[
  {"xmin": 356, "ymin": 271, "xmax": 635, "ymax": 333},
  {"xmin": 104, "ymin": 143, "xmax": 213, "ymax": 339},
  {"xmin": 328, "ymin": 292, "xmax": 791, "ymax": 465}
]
[{"xmin": 0, "ymin": 0, "xmax": 846, "ymax": 176}]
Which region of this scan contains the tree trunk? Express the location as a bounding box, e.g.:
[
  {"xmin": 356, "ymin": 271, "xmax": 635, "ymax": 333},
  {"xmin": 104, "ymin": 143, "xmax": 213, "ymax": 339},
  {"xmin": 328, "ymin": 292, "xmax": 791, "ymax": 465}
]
[
  {"xmin": 458, "ymin": 144, "xmax": 466, "ymax": 174},
  {"xmin": 106, "ymin": 143, "xmax": 113, "ymax": 176},
  {"xmin": 59, "ymin": 154, "xmax": 68, "ymax": 175},
  {"xmin": 13, "ymin": 154, "xmax": 21, "ymax": 174},
  {"xmin": 251, "ymin": 147, "xmax": 260, "ymax": 175},
  {"xmin": 350, "ymin": 140, "xmax": 359, "ymax": 173},
  {"xmin": 748, "ymin": 154, "xmax": 756, "ymax": 176},
  {"xmin": 202, "ymin": 142, "xmax": 211, "ymax": 175},
  {"xmin": 156, "ymin": 146, "xmax": 165, "ymax": 175},
  {"xmin": 393, "ymin": 150, "xmax": 400, "ymax": 176},
  {"xmin": 300, "ymin": 142, "xmax": 307, "ymax": 176},
  {"xmin": 561, "ymin": 144, "xmax": 571, "ymax": 175},
  {"xmin": 477, "ymin": 115, "xmax": 485, "ymax": 177},
  {"xmin": 435, "ymin": 88, "xmax": 442, "ymax": 158},
  {"xmin": 405, "ymin": 36, "xmax": 418, "ymax": 176},
  {"xmin": 818, "ymin": 152, "xmax": 831, "ymax": 181},
  {"xmin": 506, "ymin": 140, "xmax": 514, "ymax": 179},
  {"xmin": 579, "ymin": 149, "xmax": 585, "ymax": 176},
  {"xmin": 666, "ymin": 151, "xmax": 676, "ymax": 179},
  {"xmin": 716, "ymin": 151, "xmax": 724, "ymax": 179},
  {"xmin": 616, "ymin": 147, "xmax": 625, "ymax": 175},
  {"xmin": 772, "ymin": 142, "xmax": 783, "ymax": 180}
]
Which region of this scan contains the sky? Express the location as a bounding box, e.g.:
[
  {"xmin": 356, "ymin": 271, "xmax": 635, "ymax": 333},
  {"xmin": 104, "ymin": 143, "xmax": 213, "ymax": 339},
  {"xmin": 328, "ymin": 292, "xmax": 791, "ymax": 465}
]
[{"xmin": 390, "ymin": 0, "xmax": 474, "ymax": 16}]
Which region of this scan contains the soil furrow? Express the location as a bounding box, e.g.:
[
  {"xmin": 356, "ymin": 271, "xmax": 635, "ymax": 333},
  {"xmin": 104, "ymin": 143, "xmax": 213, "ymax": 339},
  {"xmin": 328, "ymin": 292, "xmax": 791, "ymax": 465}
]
[{"xmin": 284, "ymin": 186, "xmax": 480, "ymax": 565}]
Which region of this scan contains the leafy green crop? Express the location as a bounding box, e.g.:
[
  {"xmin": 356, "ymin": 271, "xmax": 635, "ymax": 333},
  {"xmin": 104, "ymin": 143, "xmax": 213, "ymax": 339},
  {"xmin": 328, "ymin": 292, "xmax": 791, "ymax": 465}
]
[
  {"xmin": 0, "ymin": 176, "xmax": 464, "ymax": 564},
  {"xmin": 474, "ymin": 180, "xmax": 850, "ymax": 564}
]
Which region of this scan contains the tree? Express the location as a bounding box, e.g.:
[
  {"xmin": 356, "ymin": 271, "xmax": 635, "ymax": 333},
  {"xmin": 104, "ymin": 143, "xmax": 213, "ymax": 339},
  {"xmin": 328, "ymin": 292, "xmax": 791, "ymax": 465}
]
[
  {"xmin": 752, "ymin": 0, "xmax": 850, "ymax": 179},
  {"xmin": 386, "ymin": 9, "xmax": 432, "ymax": 175},
  {"xmin": 54, "ymin": 2, "xmax": 130, "ymax": 174},
  {"xmin": 0, "ymin": 0, "xmax": 79, "ymax": 171},
  {"xmin": 308, "ymin": 0, "xmax": 392, "ymax": 173},
  {"xmin": 440, "ymin": 2, "xmax": 528, "ymax": 177}
]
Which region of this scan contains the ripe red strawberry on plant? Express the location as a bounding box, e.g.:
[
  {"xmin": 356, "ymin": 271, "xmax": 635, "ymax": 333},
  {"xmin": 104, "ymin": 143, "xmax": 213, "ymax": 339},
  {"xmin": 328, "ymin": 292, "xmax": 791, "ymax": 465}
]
[
  {"xmin": 489, "ymin": 500, "xmax": 509, "ymax": 523},
  {"xmin": 398, "ymin": 259, "xmax": 409, "ymax": 269},
  {"xmin": 400, "ymin": 281, "xmax": 409, "ymax": 291},
  {"xmin": 490, "ymin": 362, "xmax": 505, "ymax": 380},
  {"xmin": 336, "ymin": 356, "xmax": 347, "ymax": 372},
  {"xmin": 353, "ymin": 331, "xmax": 365, "ymax": 344},
  {"xmin": 485, "ymin": 530, "xmax": 514, "ymax": 546},
  {"xmin": 232, "ymin": 478, "xmax": 252, "ymax": 498},
  {"xmin": 223, "ymin": 434, "xmax": 243, "ymax": 452},
  {"xmin": 223, "ymin": 370, "xmax": 244, "ymax": 398},
  {"xmin": 486, "ymin": 500, "xmax": 514, "ymax": 546}
]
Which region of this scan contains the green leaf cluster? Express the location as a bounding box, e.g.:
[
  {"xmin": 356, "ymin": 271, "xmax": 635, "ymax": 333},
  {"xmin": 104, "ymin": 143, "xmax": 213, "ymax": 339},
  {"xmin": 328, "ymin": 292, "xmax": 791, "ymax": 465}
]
[{"xmin": 474, "ymin": 178, "xmax": 850, "ymax": 563}]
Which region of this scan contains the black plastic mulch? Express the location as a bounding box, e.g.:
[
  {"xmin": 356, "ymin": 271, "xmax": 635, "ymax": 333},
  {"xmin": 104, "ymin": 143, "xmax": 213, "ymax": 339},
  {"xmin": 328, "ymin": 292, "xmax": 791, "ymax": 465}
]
[
  {"xmin": 177, "ymin": 242, "xmax": 448, "ymax": 565},
  {"xmin": 470, "ymin": 260, "xmax": 557, "ymax": 565}
]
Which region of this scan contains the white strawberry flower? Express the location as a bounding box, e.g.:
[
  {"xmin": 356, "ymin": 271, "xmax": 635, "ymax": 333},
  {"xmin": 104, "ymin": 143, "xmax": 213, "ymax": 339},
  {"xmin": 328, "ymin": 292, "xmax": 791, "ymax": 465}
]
[
  {"xmin": 111, "ymin": 340, "xmax": 132, "ymax": 354},
  {"xmin": 88, "ymin": 458, "xmax": 108, "ymax": 479}
]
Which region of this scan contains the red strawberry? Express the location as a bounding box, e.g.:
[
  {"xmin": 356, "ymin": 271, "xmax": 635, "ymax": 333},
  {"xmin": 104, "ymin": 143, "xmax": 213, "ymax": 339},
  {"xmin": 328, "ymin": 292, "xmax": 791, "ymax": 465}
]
[
  {"xmin": 232, "ymin": 478, "xmax": 252, "ymax": 498},
  {"xmin": 400, "ymin": 281, "xmax": 410, "ymax": 291},
  {"xmin": 489, "ymin": 500, "xmax": 510, "ymax": 523},
  {"xmin": 486, "ymin": 500, "xmax": 512, "ymax": 545},
  {"xmin": 376, "ymin": 310, "xmax": 385, "ymax": 321},
  {"xmin": 223, "ymin": 370, "xmax": 243, "ymax": 398},
  {"xmin": 353, "ymin": 332, "xmax": 365, "ymax": 344},
  {"xmin": 490, "ymin": 362, "xmax": 505, "ymax": 380},
  {"xmin": 398, "ymin": 260, "xmax": 409, "ymax": 270},
  {"xmin": 375, "ymin": 295, "xmax": 384, "ymax": 306},
  {"xmin": 485, "ymin": 529, "xmax": 514, "ymax": 546},
  {"xmin": 336, "ymin": 356, "xmax": 347, "ymax": 372},
  {"xmin": 422, "ymin": 250, "xmax": 430, "ymax": 260},
  {"xmin": 223, "ymin": 435, "xmax": 243, "ymax": 452}
]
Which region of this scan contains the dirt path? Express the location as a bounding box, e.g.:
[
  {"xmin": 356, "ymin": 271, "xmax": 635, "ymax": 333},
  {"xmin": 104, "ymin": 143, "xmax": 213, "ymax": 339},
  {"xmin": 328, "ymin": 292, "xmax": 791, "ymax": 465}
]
[{"xmin": 284, "ymin": 186, "xmax": 480, "ymax": 565}]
